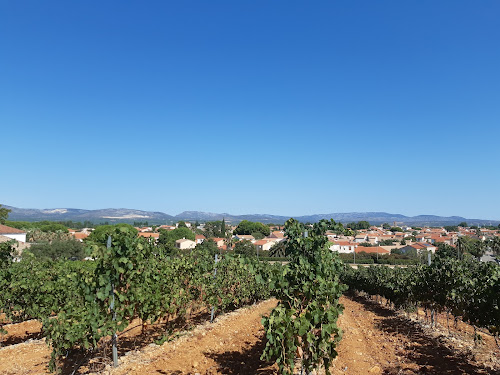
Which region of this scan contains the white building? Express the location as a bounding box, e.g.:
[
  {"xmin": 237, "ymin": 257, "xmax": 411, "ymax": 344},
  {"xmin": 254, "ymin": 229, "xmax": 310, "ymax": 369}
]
[
  {"xmin": 329, "ymin": 241, "xmax": 357, "ymax": 253},
  {"xmin": 0, "ymin": 224, "xmax": 27, "ymax": 243},
  {"xmin": 175, "ymin": 238, "xmax": 196, "ymax": 250}
]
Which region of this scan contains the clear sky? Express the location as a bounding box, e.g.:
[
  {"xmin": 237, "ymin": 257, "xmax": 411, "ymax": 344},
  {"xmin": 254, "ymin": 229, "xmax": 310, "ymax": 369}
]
[{"xmin": 1, "ymin": 1, "xmax": 499, "ymax": 219}]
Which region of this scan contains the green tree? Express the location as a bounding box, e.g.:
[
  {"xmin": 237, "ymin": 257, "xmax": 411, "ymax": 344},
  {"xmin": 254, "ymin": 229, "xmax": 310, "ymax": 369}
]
[
  {"xmin": 251, "ymin": 232, "xmax": 265, "ymax": 240},
  {"xmin": 468, "ymin": 238, "xmax": 485, "ymax": 260},
  {"xmin": 193, "ymin": 238, "xmax": 219, "ymax": 258},
  {"xmin": 234, "ymin": 240, "xmax": 256, "ymax": 257},
  {"xmin": 86, "ymin": 224, "xmax": 138, "ymax": 244},
  {"xmin": 379, "ymin": 239, "xmax": 395, "ymax": 246},
  {"xmin": 323, "ymin": 219, "xmax": 345, "ymax": 234},
  {"xmin": 158, "ymin": 227, "xmax": 195, "ymax": 247},
  {"xmin": 0, "ymin": 204, "xmax": 11, "ymax": 225},
  {"xmin": 27, "ymin": 239, "xmax": 86, "ymax": 261},
  {"xmin": 220, "ymin": 218, "xmax": 226, "ymax": 237},
  {"xmin": 435, "ymin": 243, "xmax": 459, "ymax": 258},
  {"xmin": 234, "ymin": 220, "xmax": 270, "ymax": 237},
  {"xmin": 382, "ymin": 223, "xmax": 391, "ymax": 229},
  {"xmin": 455, "ymin": 236, "xmax": 484, "ymax": 260},
  {"xmin": 203, "ymin": 221, "xmax": 224, "ymax": 238},
  {"xmin": 358, "ymin": 242, "xmax": 373, "ymax": 247},
  {"xmin": 346, "ymin": 221, "xmax": 370, "ymax": 230},
  {"xmin": 39, "ymin": 223, "xmax": 69, "ymax": 233},
  {"xmin": 177, "ymin": 221, "xmax": 187, "ymax": 228},
  {"xmin": 489, "ymin": 236, "xmax": 500, "ymax": 256},
  {"xmin": 459, "ymin": 222, "xmax": 468, "ymax": 228}
]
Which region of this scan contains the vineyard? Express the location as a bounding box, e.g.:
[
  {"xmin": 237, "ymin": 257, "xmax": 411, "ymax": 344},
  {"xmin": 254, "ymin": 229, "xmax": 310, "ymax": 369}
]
[
  {"xmin": 343, "ymin": 254, "xmax": 500, "ymax": 347},
  {"xmin": 0, "ymin": 221, "xmax": 499, "ymax": 374},
  {"xmin": 0, "ymin": 226, "xmax": 275, "ymax": 372}
]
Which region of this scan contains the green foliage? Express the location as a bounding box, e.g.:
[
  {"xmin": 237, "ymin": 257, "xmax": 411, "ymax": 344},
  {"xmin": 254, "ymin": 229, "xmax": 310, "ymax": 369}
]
[
  {"xmin": 0, "ymin": 241, "xmax": 14, "ymax": 268},
  {"xmin": 57, "ymin": 220, "xmax": 94, "ymax": 229},
  {"xmin": 220, "ymin": 218, "xmax": 226, "ymax": 237},
  {"xmin": 202, "ymin": 221, "xmax": 225, "ymax": 238},
  {"xmin": 269, "ymin": 240, "xmax": 287, "ymax": 258},
  {"xmin": 324, "ymin": 219, "xmax": 345, "ymax": 234},
  {"xmin": 26, "ymin": 239, "xmax": 86, "ymax": 261},
  {"xmin": 390, "ymin": 226, "xmax": 403, "ymax": 232},
  {"xmin": 459, "ymin": 222, "xmax": 468, "ymax": 228},
  {"xmin": 436, "ymin": 242, "xmax": 459, "ymax": 258},
  {"xmin": 234, "ymin": 220, "xmax": 270, "ymax": 237},
  {"xmin": 86, "ymin": 223, "xmax": 138, "ymax": 244},
  {"xmin": 382, "ymin": 223, "xmax": 391, "ymax": 229},
  {"xmin": 234, "ymin": 240, "xmax": 256, "ymax": 257},
  {"xmin": 456, "ymin": 236, "xmax": 485, "ymax": 260},
  {"xmin": 39, "ymin": 223, "xmax": 69, "ymax": 233},
  {"xmin": 261, "ymin": 218, "xmax": 346, "ymax": 375},
  {"xmin": 0, "ymin": 205, "xmax": 11, "ymax": 224},
  {"xmin": 490, "ymin": 237, "xmax": 500, "ymax": 257},
  {"xmin": 158, "ymin": 227, "xmax": 195, "ymax": 248},
  {"xmin": 358, "ymin": 242, "xmax": 373, "ymax": 247},
  {"xmin": 343, "ymin": 254, "xmax": 500, "ymax": 342},
  {"xmin": 444, "ymin": 225, "xmax": 459, "ymax": 232},
  {"xmin": 346, "ymin": 221, "xmax": 370, "ymax": 230},
  {"xmin": 379, "ymin": 239, "xmax": 395, "ymax": 246},
  {"xmin": 251, "ymin": 231, "xmax": 264, "ymax": 240},
  {"xmin": 5, "ymin": 220, "xmax": 69, "ymax": 232},
  {"xmin": 0, "ymin": 225, "xmax": 277, "ymax": 372},
  {"xmin": 27, "ymin": 228, "xmax": 73, "ymax": 243},
  {"xmin": 177, "ymin": 221, "xmax": 187, "ymax": 228},
  {"xmin": 193, "ymin": 239, "xmax": 219, "ymax": 257},
  {"xmin": 340, "ymin": 251, "xmax": 420, "ymax": 265}
]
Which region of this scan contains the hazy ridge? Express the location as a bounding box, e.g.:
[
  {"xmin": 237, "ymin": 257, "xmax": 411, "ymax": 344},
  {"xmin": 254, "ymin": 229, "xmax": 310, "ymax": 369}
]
[{"xmin": 3, "ymin": 205, "xmax": 499, "ymax": 226}]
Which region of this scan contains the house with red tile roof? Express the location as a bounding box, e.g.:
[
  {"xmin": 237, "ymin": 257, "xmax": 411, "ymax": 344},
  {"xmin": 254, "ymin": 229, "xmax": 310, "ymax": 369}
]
[
  {"xmin": 234, "ymin": 234, "xmax": 255, "ymax": 242},
  {"xmin": 254, "ymin": 239, "xmax": 274, "ymax": 252},
  {"xmin": 0, "ymin": 224, "xmax": 27, "ymax": 243},
  {"xmin": 269, "ymin": 231, "xmax": 285, "ymax": 240},
  {"xmin": 73, "ymin": 232, "xmax": 89, "ymax": 241},
  {"xmin": 138, "ymin": 232, "xmax": 160, "ymax": 240},
  {"xmin": 211, "ymin": 237, "xmax": 225, "ymax": 248},
  {"xmin": 400, "ymin": 242, "xmax": 437, "ymax": 254},
  {"xmin": 355, "ymin": 246, "xmax": 390, "ymax": 255}
]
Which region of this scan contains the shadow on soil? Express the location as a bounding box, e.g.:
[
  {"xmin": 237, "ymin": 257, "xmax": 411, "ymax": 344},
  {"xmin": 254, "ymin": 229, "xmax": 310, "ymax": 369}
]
[
  {"xmin": 59, "ymin": 309, "xmax": 213, "ymax": 374},
  {"xmin": 348, "ymin": 293, "xmax": 497, "ymax": 375},
  {"xmin": 204, "ymin": 335, "xmax": 276, "ymax": 375},
  {"xmin": 0, "ymin": 330, "xmax": 43, "ymax": 346}
]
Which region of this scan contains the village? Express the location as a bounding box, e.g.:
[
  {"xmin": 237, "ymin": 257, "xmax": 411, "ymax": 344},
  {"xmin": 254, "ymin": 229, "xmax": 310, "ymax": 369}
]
[{"xmin": 3, "ymin": 218, "xmax": 498, "ymax": 264}]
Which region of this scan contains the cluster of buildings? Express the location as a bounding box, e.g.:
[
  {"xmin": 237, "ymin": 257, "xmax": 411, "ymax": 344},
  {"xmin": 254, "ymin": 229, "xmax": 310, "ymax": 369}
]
[
  {"xmin": 328, "ymin": 225, "xmax": 500, "ymax": 256},
  {"xmin": 173, "ymin": 230, "xmax": 287, "ymax": 251},
  {"xmin": 2, "ymin": 221, "xmax": 498, "ymax": 260}
]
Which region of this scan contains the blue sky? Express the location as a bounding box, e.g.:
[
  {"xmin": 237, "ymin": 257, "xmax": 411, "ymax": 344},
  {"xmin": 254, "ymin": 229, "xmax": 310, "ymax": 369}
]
[{"xmin": 1, "ymin": 1, "xmax": 499, "ymax": 219}]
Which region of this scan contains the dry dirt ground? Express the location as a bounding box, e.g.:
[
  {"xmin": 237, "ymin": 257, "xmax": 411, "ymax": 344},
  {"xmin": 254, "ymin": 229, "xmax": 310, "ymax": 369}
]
[{"xmin": 0, "ymin": 295, "xmax": 498, "ymax": 375}]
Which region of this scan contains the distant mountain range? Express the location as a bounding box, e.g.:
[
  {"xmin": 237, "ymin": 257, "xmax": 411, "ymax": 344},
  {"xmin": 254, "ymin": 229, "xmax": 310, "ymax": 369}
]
[{"xmin": 3, "ymin": 205, "xmax": 499, "ymax": 227}]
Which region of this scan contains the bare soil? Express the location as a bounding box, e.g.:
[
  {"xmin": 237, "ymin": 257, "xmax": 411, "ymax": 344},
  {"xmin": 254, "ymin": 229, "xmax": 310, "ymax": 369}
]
[{"xmin": 0, "ymin": 295, "xmax": 498, "ymax": 375}]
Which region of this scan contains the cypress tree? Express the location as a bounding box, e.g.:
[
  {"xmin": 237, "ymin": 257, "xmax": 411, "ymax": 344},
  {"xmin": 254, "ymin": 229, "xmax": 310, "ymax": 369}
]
[{"xmin": 220, "ymin": 217, "xmax": 226, "ymax": 237}]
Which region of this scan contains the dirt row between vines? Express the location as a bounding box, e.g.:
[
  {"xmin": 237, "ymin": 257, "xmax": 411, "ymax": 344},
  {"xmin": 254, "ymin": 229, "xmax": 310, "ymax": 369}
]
[{"xmin": 1, "ymin": 295, "xmax": 499, "ymax": 375}]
